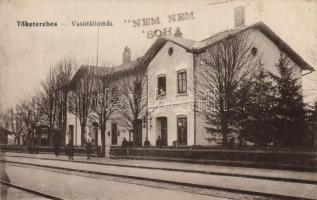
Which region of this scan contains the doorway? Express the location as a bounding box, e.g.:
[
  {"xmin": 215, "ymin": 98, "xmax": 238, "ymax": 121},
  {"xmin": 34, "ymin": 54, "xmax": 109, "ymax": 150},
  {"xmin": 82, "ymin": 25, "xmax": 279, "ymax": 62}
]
[
  {"xmin": 177, "ymin": 117, "xmax": 187, "ymax": 145},
  {"xmin": 156, "ymin": 117, "xmax": 168, "ymax": 146}
]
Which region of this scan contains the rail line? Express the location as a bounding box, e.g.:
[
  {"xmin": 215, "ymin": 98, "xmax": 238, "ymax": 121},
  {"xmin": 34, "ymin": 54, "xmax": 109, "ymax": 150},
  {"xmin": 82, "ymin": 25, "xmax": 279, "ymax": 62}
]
[
  {"xmin": 0, "ymin": 180, "xmax": 65, "ymax": 200},
  {"xmin": 6, "ymin": 155, "xmax": 317, "ymax": 185},
  {"xmin": 2, "ymin": 159, "xmax": 314, "ymax": 200},
  {"xmin": 6, "ymin": 163, "xmax": 238, "ymax": 200},
  {"xmin": 6, "ymin": 154, "xmax": 317, "ymax": 185}
]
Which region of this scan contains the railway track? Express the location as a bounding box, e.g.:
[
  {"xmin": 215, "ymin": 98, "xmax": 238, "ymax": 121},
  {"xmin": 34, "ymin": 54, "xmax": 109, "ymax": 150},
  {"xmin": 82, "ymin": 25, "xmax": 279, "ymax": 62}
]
[
  {"xmin": 2, "ymin": 159, "xmax": 314, "ymax": 200},
  {"xmin": 0, "ymin": 180, "xmax": 65, "ymax": 200},
  {"xmin": 6, "ymin": 154, "xmax": 317, "ymax": 185},
  {"xmin": 4, "ymin": 162, "xmax": 239, "ymax": 200}
]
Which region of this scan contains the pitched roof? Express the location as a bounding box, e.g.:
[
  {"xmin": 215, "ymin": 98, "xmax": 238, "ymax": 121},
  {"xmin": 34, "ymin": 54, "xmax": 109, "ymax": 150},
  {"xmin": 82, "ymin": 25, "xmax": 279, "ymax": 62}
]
[
  {"xmin": 161, "ymin": 35, "xmax": 196, "ymax": 49},
  {"xmin": 64, "ymin": 21, "xmax": 314, "ymax": 91},
  {"xmin": 64, "ymin": 61, "xmax": 137, "ymax": 90},
  {"xmin": 65, "ymin": 65, "xmax": 109, "ymax": 89},
  {"xmin": 111, "ymin": 60, "xmax": 137, "ymax": 72},
  {"xmin": 146, "ymin": 22, "xmax": 314, "ymax": 71},
  {"xmin": 191, "ymin": 26, "xmax": 246, "ymax": 50}
]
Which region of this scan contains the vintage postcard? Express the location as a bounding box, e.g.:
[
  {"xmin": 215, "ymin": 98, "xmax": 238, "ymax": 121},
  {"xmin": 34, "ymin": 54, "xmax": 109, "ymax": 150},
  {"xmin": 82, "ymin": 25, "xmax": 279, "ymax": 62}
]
[{"xmin": 0, "ymin": 0, "xmax": 317, "ymax": 199}]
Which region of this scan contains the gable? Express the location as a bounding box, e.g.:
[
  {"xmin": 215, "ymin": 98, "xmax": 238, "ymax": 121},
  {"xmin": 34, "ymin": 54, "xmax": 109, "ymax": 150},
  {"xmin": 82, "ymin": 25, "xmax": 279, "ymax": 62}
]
[
  {"xmin": 148, "ymin": 41, "xmax": 193, "ymax": 74},
  {"xmin": 247, "ymin": 28, "xmax": 302, "ymax": 78},
  {"xmin": 143, "ymin": 22, "xmax": 313, "ymax": 72}
]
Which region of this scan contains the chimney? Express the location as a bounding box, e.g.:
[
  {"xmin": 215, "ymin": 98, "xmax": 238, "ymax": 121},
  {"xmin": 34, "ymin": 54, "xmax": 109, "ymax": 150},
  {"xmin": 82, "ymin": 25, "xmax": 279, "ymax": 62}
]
[
  {"xmin": 174, "ymin": 27, "xmax": 183, "ymax": 38},
  {"xmin": 122, "ymin": 46, "xmax": 131, "ymax": 64},
  {"xmin": 234, "ymin": 6, "xmax": 245, "ymax": 27}
]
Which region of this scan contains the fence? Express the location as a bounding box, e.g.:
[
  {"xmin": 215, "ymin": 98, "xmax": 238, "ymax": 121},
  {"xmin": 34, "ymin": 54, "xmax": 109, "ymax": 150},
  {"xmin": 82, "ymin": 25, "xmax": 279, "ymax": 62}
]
[
  {"xmin": 0, "ymin": 145, "xmax": 102, "ymax": 157},
  {"xmin": 109, "ymin": 146, "xmax": 317, "ymax": 171}
]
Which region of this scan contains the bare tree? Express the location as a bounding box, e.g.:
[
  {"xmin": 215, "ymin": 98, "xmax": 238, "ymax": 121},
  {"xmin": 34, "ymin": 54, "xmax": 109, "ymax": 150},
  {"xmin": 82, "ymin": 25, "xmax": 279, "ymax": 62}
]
[
  {"xmin": 196, "ymin": 32, "xmax": 261, "ymax": 146},
  {"xmin": 0, "ymin": 109, "xmax": 10, "ymax": 131},
  {"xmin": 15, "ymin": 96, "xmax": 43, "ymax": 146},
  {"xmin": 38, "ymin": 67, "xmax": 59, "ymax": 146},
  {"xmin": 116, "ymin": 58, "xmax": 148, "ymax": 147},
  {"xmin": 55, "ymin": 59, "xmax": 76, "ymax": 145},
  {"xmin": 67, "ymin": 66, "xmax": 96, "ymax": 145},
  {"xmin": 3, "ymin": 107, "xmax": 23, "ymax": 145},
  {"xmin": 90, "ymin": 67, "xmax": 118, "ymax": 157},
  {"xmin": 9, "ymin": 107, "xmax": 23, "ymax": 145},
  {"xmin": 39, "ymin": 59, "xmax": 75, "ymax": 146},
  {"xmin": 0, "ymin": 108, "xmax": 11, "ymax": 144}
]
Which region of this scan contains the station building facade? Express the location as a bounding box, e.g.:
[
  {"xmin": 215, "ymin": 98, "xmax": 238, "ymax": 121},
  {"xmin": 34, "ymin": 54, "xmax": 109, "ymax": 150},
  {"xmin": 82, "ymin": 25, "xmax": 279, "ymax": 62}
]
[{"xmin": 65, "ymin": 22, "xmax": 314, "ymax": 148}]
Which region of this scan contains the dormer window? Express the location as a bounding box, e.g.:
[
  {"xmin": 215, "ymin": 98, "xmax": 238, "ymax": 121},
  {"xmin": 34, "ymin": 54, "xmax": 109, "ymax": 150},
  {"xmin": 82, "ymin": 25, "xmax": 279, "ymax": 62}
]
[{"xmin": 157, "ymin": 75, "xmax": 166, "ymax": 97}]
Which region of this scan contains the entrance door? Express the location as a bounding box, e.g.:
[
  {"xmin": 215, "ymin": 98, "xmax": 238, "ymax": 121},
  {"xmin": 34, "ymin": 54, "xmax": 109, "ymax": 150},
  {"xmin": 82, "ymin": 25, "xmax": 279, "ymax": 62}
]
[
  {"xmin": 160, "ymin": 118, "xmax": 167, "ymax": 146},
  {"xmin": 156, "ymin": 117, "xmax": 167, "ymax": 146},
  {"xmin": 111, "ymin": 123, "xmax": 118, "ymax": 145},
  {"xmin": 177, "ymin": 117, "xmax": 187, "ymax": 145}
]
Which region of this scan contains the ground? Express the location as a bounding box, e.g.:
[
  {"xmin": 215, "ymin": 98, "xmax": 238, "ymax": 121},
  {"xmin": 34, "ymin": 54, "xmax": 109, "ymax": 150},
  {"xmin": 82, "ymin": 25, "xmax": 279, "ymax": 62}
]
[{"xmin": 1, "ymin": 152, "xmax": 317, "ymax": 200}]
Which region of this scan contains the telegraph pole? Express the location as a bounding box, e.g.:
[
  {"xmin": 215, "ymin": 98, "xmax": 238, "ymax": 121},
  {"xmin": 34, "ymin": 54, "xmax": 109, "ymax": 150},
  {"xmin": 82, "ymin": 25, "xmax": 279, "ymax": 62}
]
[{"xmin": 96, "ymin": 27, "xmax": 100, "ymax": 67}]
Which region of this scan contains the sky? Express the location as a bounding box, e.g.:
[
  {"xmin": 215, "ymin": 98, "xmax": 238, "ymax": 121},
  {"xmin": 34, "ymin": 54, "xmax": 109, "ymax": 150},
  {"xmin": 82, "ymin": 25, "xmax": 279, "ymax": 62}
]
[{"xmin": 0, "ymin": 0, "xmax": 316, "ymax": 110}]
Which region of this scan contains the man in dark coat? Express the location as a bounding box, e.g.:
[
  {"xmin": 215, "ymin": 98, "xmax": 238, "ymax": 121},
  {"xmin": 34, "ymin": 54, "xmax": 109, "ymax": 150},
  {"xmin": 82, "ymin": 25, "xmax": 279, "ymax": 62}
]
[
  {"xmin": 156, "ymin": 135, "xmax": 162, "ymax": 147},
  {"xmin": 53, "ymin": 132, "xmax": 60, "ymax": 157},
  {"xmin": 86, "ymin": 139, "xmax": 92, "ymax": 160},
  {"xmin": 66, "ymin": 140, "xmax": 74, "ymax": 160},
  {"xmin": 121, "ymin": 137, "xmax": 128, "ymax": 147}
]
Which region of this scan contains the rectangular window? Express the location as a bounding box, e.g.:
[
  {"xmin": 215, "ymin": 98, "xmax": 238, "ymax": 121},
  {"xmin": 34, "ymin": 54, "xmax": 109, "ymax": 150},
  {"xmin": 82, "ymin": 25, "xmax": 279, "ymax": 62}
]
[
  {"xmin": 157, "ymin": 75, "xmax": 166, "ymax": 96},
  {"xmin": 177, "ymin": 117, "xmax": 187, "ymax": 145},
  {"xmin": 177, "ymin": 71, "xmax": 187, "ymax": 94}
]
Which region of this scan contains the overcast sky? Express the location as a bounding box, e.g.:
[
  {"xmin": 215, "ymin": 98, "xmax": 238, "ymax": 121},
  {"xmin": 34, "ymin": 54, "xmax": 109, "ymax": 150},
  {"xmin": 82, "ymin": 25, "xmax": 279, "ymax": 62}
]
[{"xmin": 0, "ymin": 0, "xmax": 316, "ymax": 110}]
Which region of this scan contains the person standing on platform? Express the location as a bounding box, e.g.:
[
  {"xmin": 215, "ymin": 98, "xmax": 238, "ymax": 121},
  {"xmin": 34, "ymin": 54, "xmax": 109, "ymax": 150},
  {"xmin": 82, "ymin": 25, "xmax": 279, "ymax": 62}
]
[
  {"xmin": 121, "ymin": 137, "xmax": 128, "ymax": 147},
  {"xmin": 66, "ymin": 139, "xmax": 74, "ymax": 160},
  {"xmin": 86, "ymin": 138, "xmax": 92, "ymax": 160},
  {"xmin": 53, "ymin": 132, "xmax": 60, "ymax": 157}
]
